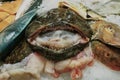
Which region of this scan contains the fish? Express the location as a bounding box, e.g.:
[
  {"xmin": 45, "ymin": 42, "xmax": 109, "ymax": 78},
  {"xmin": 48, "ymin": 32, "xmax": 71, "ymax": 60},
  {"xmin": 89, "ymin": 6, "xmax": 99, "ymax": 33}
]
[
  {"xmin": 15, "ymin": 0, "xmax": 35, "ymax": 20},
  {"xmin": 91, "ymin": 20, "xmax": 120, "ymax": 48},
  {"xmin": 91, "ymin": 41, "xmax": 120, "ymax": 71},
  {"xmin": 0, "ymin": 0, "xmax": 42, "ymax": 62},
  {"xmin": 59, "ymin": 0, "xmax": 120, "ymax": 71},
  {"xmin": 0, "ymin": 0, "xmax": 120, "ymax": 80},
  {"xmin": 0, "ymin": 9, "xmax": 38, "ymax": 61},
  {"xmin": 26, "ymin": 8, "xmax": 93, "ymax": 61}
]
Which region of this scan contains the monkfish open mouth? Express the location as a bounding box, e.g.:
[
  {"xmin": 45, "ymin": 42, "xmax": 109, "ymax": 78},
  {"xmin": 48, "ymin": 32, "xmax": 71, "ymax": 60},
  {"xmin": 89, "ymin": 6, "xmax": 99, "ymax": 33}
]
[{"xmin": 27, "ymin": 22, "xmax": 89, "ymax": 61}]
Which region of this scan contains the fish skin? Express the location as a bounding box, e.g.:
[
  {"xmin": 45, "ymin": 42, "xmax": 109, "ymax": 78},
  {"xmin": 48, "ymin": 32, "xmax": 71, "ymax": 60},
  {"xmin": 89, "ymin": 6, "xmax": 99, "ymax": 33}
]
[
  {"xmin": 4, "ymin": 39, "xmax": 32, "ymax": 63},
  {"xmin": 0, "ymin": 9, "xmax": 37, "ymax": 61},
  {"xmin": 91, "ymin": 41, "xmax": 120, "ymax": 71},
  {"xmin": 0, "ymin": 0, "xmax": 42, "ymax": 64}
]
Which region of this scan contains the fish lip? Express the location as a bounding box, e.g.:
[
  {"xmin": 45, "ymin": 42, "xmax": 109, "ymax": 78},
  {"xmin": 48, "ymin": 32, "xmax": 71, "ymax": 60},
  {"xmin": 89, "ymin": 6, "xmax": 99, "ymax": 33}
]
[
  {"xmin": 28, "ymin": 21, "xmax": 89, "ymax": 42},
  {"xmin": 26, "ymin": 22, "xmax": 89, "ymax": 61},
  {"xmin": 28, "ymin": 42, "xmax": 88, "ymax": 61}
]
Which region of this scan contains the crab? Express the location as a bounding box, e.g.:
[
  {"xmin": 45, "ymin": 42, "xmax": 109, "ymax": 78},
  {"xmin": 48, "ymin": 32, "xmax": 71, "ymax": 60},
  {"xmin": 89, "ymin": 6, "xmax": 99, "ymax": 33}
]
[{"xmin": 0, "ymin": 0, "xmax": 120, "ymax": 80}]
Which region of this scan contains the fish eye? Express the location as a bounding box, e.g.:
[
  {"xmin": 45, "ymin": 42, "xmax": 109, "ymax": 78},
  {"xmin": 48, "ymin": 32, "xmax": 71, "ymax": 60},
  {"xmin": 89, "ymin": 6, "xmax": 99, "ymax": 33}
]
[
  {"xmin": 107, "ymin": 25, "xmax": 114, "ymax": 32},
  {"xmin": 105, "ymin": 52, "xmax": 111, "ymax": 57}
]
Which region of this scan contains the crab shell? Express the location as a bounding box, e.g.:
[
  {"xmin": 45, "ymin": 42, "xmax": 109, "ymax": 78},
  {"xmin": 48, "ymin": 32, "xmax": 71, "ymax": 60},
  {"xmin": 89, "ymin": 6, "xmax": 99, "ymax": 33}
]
[{"xmin": 26, "ymin": 8, "xmax": 93, "ymax": 61}]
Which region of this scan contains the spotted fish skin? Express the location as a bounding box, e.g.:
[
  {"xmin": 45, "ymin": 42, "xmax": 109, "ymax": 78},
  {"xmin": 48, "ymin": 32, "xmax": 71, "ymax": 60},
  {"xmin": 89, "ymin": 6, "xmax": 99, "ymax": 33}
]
[{"xmin": 91, "ymin": 41, "xmax": 120, "ymax": 71}]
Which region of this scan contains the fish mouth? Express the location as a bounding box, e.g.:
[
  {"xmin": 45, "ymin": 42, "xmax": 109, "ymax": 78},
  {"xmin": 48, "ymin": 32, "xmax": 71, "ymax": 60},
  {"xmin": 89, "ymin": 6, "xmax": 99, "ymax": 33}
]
[{"xmin": 27, "ymin": 22, "xmax": 89, "ymax": 61}]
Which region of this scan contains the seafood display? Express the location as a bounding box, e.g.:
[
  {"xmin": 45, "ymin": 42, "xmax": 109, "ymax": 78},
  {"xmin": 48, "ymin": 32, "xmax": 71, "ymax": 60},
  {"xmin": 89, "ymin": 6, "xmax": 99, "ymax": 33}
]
[{"xmin": 0, "ymin": 0, "xmax": 120, "ymax": 80}]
